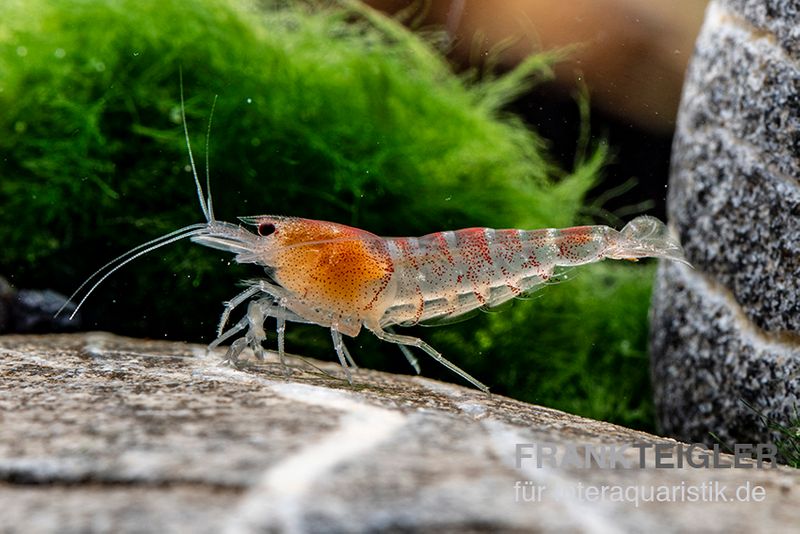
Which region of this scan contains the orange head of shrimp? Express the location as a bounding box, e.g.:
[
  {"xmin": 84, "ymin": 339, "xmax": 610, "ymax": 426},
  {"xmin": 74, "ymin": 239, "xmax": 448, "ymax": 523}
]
[{"xmin": 202, "ymin": 216, "xmax": 395, "ymax": 317}]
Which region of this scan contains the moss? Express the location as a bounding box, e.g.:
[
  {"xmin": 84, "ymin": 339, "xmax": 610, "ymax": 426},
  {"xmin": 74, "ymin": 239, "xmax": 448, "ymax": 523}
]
[{"xmin": 0, "ymin": 0, "xmax": 656, "ymax": 429}]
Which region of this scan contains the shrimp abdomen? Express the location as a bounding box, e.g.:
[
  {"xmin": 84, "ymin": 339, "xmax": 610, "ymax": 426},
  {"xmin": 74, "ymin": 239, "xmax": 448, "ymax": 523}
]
[{"xmin": 382, "ymin": 225, "xmax": 616, "ymax": 326}]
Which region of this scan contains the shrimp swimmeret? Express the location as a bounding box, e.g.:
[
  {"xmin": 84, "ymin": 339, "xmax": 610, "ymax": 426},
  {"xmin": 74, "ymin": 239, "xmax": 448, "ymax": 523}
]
[{"xmin": 60, "ymin": 93, "xmax": 689, "ymax": 393}]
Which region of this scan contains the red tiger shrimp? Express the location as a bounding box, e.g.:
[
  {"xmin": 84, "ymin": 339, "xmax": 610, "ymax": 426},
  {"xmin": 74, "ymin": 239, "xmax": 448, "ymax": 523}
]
[{"xmin": 58, "ymin": 87, "xmax": 689, "ymax": 393}]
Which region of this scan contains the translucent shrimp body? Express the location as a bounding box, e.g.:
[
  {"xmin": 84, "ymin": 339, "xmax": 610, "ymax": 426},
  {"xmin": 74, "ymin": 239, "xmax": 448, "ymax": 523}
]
[
  {"xmin": 194, "ymin": 213, "xmax": 687, "ymax": 392},
  {"xmin": 60, "ymin": 83, "xmax": 688, "ymax": 393},
  {"xmin": 380, "ymin": 215, "xmax": 685, "ymax": 328}
]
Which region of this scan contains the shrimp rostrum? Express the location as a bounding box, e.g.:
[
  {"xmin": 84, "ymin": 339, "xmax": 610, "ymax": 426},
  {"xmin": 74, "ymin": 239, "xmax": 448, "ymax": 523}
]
[{"xmin": 61, "ymin": 95, "xmax": 689, "ymax": 393}]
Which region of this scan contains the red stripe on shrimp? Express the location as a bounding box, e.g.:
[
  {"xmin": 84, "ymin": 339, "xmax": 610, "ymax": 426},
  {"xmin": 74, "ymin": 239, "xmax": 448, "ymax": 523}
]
[
  {"xmin": 452, "ymin": 228, "xmax": 496, "ymax": 304},
  {"xmin": 557, "ymin": 226, "xmax": 594, "ymax": 262},
  {"xmin": 362, "ymin": 240, "xmax": 394, "ymax": 311}
]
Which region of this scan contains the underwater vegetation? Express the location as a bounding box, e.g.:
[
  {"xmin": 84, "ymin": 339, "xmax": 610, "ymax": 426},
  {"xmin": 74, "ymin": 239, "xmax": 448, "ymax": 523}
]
[{"xmin": 1, "ymin": 0, "xmax": 657, "ymax": 429}]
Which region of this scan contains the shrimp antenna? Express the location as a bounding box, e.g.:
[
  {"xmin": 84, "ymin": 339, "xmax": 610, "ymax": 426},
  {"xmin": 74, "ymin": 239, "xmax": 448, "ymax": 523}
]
[
  {"xmin": 56, "ymin": 74, "xmax": 221, "ymax": 320},
  {"xmin": 55, "ymin": 223, "xmax": 210, "ymax": 318},
  {"xmin": 59, "ymin": 225, "xmax": 212, "ymax": 320},
  {"xmin": 204, "ymin": 94, "xmax": 218, "ymax": 222},
  {"xmin": 179, "ymin": 67, "xmax": 213, "ymax": 223}
]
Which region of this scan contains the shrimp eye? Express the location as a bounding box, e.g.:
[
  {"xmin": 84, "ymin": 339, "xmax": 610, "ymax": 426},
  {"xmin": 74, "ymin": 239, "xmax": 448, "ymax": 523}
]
[{"xmin": 258, "ymin": 222, "xmax": 276, "ymax": 237}]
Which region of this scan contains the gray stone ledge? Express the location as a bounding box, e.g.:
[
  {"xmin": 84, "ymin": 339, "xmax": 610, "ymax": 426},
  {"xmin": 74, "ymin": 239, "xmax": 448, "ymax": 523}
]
[
  {"xmin": 651, "ymin": 260, "xmax": 800, "ymax": 447},
  {"xmin": 2, "ymin": 333, "xmax": 799, "ymax": 532},
  {"xmin": 720, "ymin": 0, "xmax": 800, "ymax": 59},
  {"xmin": 677, "ymin": 3, "xmax": 800, "ymax": 183}
]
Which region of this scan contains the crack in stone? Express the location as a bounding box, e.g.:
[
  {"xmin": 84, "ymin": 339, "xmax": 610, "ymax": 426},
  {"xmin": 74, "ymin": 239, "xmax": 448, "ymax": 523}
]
[{"xmin": 0, "ymin": 470, "xmax": 245, "ymax": 492}]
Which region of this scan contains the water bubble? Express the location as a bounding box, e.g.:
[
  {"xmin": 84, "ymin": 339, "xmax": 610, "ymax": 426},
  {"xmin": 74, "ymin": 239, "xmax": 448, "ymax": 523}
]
[
  {"xmin": 132, "ymin": 50, "xmax": 140, "ymax": 57},
  {"xmin": 445, "ymin": 196, "xmax": 452, "ymax": 201},
  {"xmin": 54, "ymin": 48, "xmax": 66, "ymax": 59},
  {"xmin": 16, "ymin": 46, "xmax": 27, "ymax": 57},
  {"xmin": 246, "ymin": 97, "xmax": 252, "ymax": 104}
]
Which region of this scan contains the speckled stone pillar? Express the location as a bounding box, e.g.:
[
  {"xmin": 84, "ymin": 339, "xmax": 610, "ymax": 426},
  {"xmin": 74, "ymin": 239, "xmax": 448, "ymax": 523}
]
[{"xmin": 651, "ymin": 0, "xmax": 800, "ymax": 445}]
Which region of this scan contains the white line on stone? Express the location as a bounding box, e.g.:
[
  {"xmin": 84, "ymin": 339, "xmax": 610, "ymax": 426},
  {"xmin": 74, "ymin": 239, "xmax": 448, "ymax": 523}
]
[
  {"xmin": 704, "ymin": 1, "xmax": 798, "ymax": 69},
  {"xmin": 690, "ymin": 122, "xmax": 800, "ymax": 193},
  {"xmin": 667, "ymin": 262, "xmax": 800, "ymax": 355},
  {"xmin": 224, "ymin": 383, "xmax": 406, "ymax": 534}
]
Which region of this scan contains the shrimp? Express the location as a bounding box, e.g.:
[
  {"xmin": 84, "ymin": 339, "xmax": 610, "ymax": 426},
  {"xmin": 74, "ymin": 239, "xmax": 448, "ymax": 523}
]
[{"xmin": 58, "ymin": 85, "xmax": 689, "ymax": 393}]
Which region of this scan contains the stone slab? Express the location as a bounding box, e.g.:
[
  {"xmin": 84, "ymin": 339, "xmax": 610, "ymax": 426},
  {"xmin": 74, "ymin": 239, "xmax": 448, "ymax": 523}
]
[
  {"xmin": 677, "ymin": 3, "xmax": 800, "ymax": 183},
  {"xmin": 1, "ymin": 333, "xmax": 799, "ymax": 533}
]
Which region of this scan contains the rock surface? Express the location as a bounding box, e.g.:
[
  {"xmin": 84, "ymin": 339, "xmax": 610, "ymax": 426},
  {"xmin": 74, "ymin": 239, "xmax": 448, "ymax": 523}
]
[
  {"xmin": 651, "ymin": 0, "xmax": 800, "ymax": 445},
  {"xmin": 0, "ymin": 276, "xmax": 80, "ymax": 335},
  {"xmin": 1, "ymin": 333, "xmax": 799, "ymax": 533}
]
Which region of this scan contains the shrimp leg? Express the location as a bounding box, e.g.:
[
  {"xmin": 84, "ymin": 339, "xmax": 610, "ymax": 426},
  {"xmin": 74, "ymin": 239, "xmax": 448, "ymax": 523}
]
[
  {"xmin": 338, "ymin": 332, "xmax": 358, "ymax": 370},
  {"xmin": 387, "ymin": 326, "xmax": 421, "ymax": 374},
  {"xmin": 251, "ymin": 280, "xmax": 357, "ymax": 369},
  {"xmin": 210, "ymin": 315, "xmax": 248, "ymax": 352},
  {"xmin": 369, "ymin": 327, "xmax": 489, "ymax": 393},
  {"xmin": 331, "ymin": 328, "xmax": 354, "ymax": 384},
  {"xmin": 216, "ymin": 301, "xmax": 268, "ymax": 367},
  {"xmin": 212, "ymin": 297, "xmax": 309, "ymax": 367},
  {"xmin": 276, "ymin": 298, "xmax": 288, "ymax": 369},
  {"xmin": 217, "ymin": 285, "xmax": 262, "ymax": 336},
  {"xmin": 216, "ymin": 279, "xmax": 291, "ymax": 337}
]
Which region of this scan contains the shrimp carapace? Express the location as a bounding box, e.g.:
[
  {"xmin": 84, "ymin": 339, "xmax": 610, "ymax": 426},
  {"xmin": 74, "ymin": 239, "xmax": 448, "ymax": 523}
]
[{"xmin": 234, "ymin": 216, "xmax": 395, "ymax": 336}]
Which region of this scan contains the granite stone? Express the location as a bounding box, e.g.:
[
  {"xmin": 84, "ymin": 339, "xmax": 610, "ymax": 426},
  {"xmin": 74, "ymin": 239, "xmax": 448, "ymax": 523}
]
[
  {"xmin": 677, "ymin": 5, "xmax": 800, "ymax": 185},
  {"xmin": 651, "ymin": 261, "xmax": 800, "ymax": 446},
  {"xmin": 652, "ymin": 0, "xmax": 800, "ymax": 443},
  {"xmin": 721, "ymin": 0, "xmax": 800, "ymax": 58},
  {"xmin": 670, "ymin": 125, "xmax": 800, "ymax": 333}
]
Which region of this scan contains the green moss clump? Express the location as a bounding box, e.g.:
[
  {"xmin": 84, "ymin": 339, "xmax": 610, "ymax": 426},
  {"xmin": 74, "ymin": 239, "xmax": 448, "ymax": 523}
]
[{"xmin": 0, "ymin": 0, "xmax": 656, "ymax": 429}]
